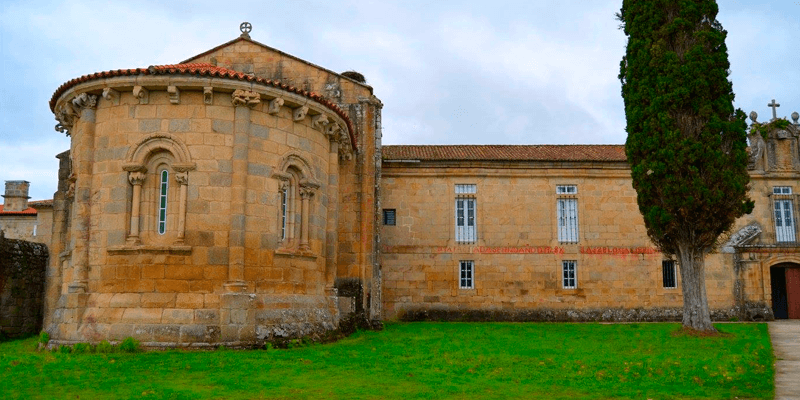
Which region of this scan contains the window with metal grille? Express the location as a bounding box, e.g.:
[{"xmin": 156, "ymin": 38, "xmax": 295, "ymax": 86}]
[
  {"xmin": 157, "ymin": 169, "xmax": 168, "ymax": 235},
  {"xmin": 773, "ymin": 187, "xmax": 796, "ymax": 243},
  {"xmin": 662, "ymin": 260, "xmax": 677, "ymax": 288},
  {"xmin": 460, "ymin": 260, "xmax": 474, "ymax": 289},
  {"xmin": 562, "ymin": 260, "xmax": 576, "ymax": 289},
  {"xmin": 557, "ymin": 185, "xmax": 579, "ymax": 243},
  {"xmin": 455, "ymin": 184, "xmax": 477, "ymax": 243},
  {"xmin": 383, "ymin": 209, "xmax": 396, "ymax": 226}
]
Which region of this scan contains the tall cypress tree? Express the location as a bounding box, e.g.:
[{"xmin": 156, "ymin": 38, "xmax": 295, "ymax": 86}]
[{"xmin": 618, "ymin": 0, "xmax": 753, "ymax": 332}]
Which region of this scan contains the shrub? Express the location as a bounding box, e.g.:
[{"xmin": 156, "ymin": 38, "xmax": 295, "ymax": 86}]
[
  {"xmin": 38, "ymin": 331, "xmax": 50, "ymax": 344},
  {"xmin": 119, "ymin": 337, "xmax": 141, "ymax": 353},
  {"xmin": 73, "ymin": 343, "xmax": 92, "ymax": 354},
  {"xmin": 96, "ymin": 340, "xmax": 114, "ymax": 354}
]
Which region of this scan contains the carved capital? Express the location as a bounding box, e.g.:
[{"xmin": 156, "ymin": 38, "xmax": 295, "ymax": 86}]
[
  {"xmin": 102, "ymin": 88, "xmax": 120, "ymax": 106},
  {"xmin": 232, "ymin": 89, "xmax": 260, "ymax": 107},
  {"xmin": 128, "ymin": 171, "xmax": 146, "ymax": 185},
  {"xmin": 268, "ymin": 97, "xmax": 284, "ymax": 114},
  {"xmin": 174, "ymin": 172, "xmax": 188, "ymax": 185},
  {"xmin": 204, "ymin": 87, "xmax": 214, "ymax": 105},
  {"xmin": 72, "ymin": 93, "xmax": 97, "ymax": 111},
  {"xmin": 279, "ymin": 180, "xmax": 290, "ymax": 191},
  {"xmin": 132, "ymin": 86, "xmax": 149, "ymax": 104},
  {"xmin": 167, "ymin": 86, "xmax": 180, "ymax": 104},
  {"xmin": 293, "ymin": 106, "xmax": 309, "ymax": 121},
  {"xmin": 299, "ymin": 187, "xmax": 315, "ymax": 199},
  {"xmin": 312, "ymin": 114, "xmax": 329, "ymax": 130}
]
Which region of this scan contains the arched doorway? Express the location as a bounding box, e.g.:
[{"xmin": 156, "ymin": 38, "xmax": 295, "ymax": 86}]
[{"xmin": 771, "ymin": 263, "xmax": 800, "ymax": 319}]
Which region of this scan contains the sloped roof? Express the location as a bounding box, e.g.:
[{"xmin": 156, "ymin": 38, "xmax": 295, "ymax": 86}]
[
  {"xmin": 181, "ymin": 36, "xmax": 372, "ymax": 91},
  {"xmin": 0, "ymin": 205, "xmax": 37, "ymax": 215},
  {"xmin": 49, "ymin": 63, "xmax": 356, "ymax": 149},
  {"xmin": 382, "ymin": 145, "xmax": 627, "ymax": 162}
]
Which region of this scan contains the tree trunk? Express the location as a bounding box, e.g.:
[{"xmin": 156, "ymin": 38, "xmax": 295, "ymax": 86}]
[{"xmin": 677, "ymin": 244, "xmax": 716, "ymax": 332}]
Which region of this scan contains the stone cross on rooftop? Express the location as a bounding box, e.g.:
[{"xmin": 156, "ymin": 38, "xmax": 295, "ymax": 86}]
[{"xmin": 768, "ymin": 99, "xmax": 781, "ymax": 121}]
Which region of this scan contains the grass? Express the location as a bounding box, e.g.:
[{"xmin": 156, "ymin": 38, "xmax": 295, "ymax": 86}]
[{"xmin": 0, "ymin": 322, "xmax": 773, "ymax": 399}]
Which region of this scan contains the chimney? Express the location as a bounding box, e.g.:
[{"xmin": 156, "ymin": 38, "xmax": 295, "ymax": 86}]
[{"xmin": 3, "ymin": 180, "xmax": 31, "ymax": 212}]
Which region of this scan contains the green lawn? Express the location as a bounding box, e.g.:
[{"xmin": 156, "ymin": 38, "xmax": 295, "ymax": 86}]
[{"xmin": 0, "ymin": 322, "xmax": 773, "ymax": 399}]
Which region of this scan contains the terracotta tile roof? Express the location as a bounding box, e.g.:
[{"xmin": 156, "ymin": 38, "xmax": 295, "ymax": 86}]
[
  {"xmin": 382, "ymin": 145, "xmax": 627, "ymax": 162},
  {"xmin": 0, "ymin": 205, "xmax": 37, "ymax": 215},
  {"xmin": 49, "ymin": 63, "xmax": 356, "ymax": 150}
]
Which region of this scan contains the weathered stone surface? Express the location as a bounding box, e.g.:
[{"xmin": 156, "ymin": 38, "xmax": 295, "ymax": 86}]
[{"xmin": 0, "ymin": 237, "xmax": 47, "ymax": 337}]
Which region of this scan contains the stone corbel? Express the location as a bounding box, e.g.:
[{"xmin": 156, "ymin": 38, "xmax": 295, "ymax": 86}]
[
  {"xmin": 167, "ymin": 86, "xmax": 180, "ymax": 104},
  {"xmin": 133, "ymin": 86, "xmax": 149, "ymax": 105},
  {"xmin": 72, "ymin": 93, "xmax": 97, "ymax": 111},
  {"xmin": 312, "ymin": 114, "xmax": 329, "ymax": 131},
  {"xmin": 204, "ymin": 87, "xmax": 214, "ymax": 105},
  {"xmin": 232, "ymin": 89, "xmax": 260, "ymax": 107},
  {"xmin": 293, "ymin": 106, "xmax": 309, "ymax": 122},
  {"xmin": 54, "ymin": 104, "xmax": 78, "ymax": 136},
  {"xmin": 102, "ymin": 88, "xmax": 120, "ymax": 106},
  {"xmin": 268, "ymin": 98, "xmax": 284, "ymax": 114},
  {"xmin": 337, "ymin": 134, "xmax": 354, "ymax": 161},
  {"xmin": 65, "ymin": 172, "xmax": 77, "ymax": 199}
]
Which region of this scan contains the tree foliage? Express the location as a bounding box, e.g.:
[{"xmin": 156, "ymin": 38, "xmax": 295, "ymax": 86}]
[{"xmin": 618, "ymin": 0, "xmax": 753, "ymax": 330}]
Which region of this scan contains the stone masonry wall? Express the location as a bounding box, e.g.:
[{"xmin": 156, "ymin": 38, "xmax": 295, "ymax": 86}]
[
  {"xmin": 380, "ymin": 161, "xmax": 774, "ymax": 321},
  {"xmin": 0, "ymin": 234, "xmax": 48, "ymax": 337}
]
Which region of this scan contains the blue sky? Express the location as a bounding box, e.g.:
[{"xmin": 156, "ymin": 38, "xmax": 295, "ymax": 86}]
[{"xmin": 1, "ymin": 0, "xmax": 799, "ymax": 200}]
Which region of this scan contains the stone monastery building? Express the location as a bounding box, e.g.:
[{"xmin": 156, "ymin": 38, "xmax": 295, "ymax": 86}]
[{"xmin": 29, "ymin": 25, "xmax": 800, "ymax": 346}]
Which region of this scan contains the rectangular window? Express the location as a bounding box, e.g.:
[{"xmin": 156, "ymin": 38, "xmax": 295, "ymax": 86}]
[
  {"xmin": 556, "ymin": 185, "xmax": 577, "ymax": 194},
  {"xmin": 557, "ymin": 185, "xmax": 579, "ymax": 243},
  {"xmin": 774, "ymin": 187, "xmax": 796, "ymax": 243},
  {"xmin": 662, "ymin": 260, "xmax": 677, "ymax": 288},
  {"xmin": 460, "ymin": 260, "xmax": 474, "ymax": 289},
  {"xmin": 562, "ymin": 260, "xmax": 577, "ymax": 289},
  {"xmin": 455, "ymin": 185, "xmax": 477, "ymax": 243},
  {"xmin": 774, "ymin": 186, "xmax": 792, "ymax": 195},
  {"xmin": 383, "ymin": 209, "xmax": 396, "ymax": 226}
]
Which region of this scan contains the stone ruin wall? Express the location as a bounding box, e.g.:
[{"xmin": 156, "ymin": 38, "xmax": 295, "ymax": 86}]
[{"xmin": 0, "ymin": 234, "xmax": 48, "ymax": 337}]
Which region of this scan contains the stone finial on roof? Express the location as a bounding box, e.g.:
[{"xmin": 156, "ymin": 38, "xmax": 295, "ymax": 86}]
[
  {"xmin": 749, "ymin": 111, "xmax": 758, "ymax": 124},
  {"xmin": 240, "ymin": 22, "xmax": 252, "ymax": 39},
  {"xmin": 792, "ymin": 111, "xmax": 799, "ymax": 127}
]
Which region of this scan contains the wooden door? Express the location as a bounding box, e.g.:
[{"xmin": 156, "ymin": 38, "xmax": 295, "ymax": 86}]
[{"xmin": 787, "ymin": 268, "xmax": 800, "ymax": 319}]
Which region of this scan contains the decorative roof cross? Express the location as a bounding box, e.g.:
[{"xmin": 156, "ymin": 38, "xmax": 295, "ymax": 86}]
[
  {"xmin": 768, "ymin": 99, "xmax": 781, "ymax": 121},
  {"xmin": 240, "ymin": 22, "xmax": 252, "ymax": 39}
]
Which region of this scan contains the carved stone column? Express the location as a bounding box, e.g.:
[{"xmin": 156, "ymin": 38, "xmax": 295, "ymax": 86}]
[
  {"xmin": 175, "ymin": 172, "xmax": 188, "ymax": 244},
  {"xmin": 225, "ymin": 89, "xmax": 259, "ymax": 293},
  {"xmin": 126, "ymin": 170, "xmax": 146, "ymax": 245},
  {"xmin": 299, "ymin": 187, "xmax": 314, "ymax": 252},
  {"xmin": 67, "ymin": 93, "xmax": 97, "ymax": 294}
]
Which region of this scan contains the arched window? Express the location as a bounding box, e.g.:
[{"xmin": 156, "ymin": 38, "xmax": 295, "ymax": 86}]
[
  {"xmin": 273, "ymin": 154, "xmax": 319, "ymax": 254},
  {"xmin": 157, "ymin": 169, "xmax": 169, "ymax": 235},
  {"xmin": 123, "ymin": 133, "xmax": 195, "ymax": 247}
]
